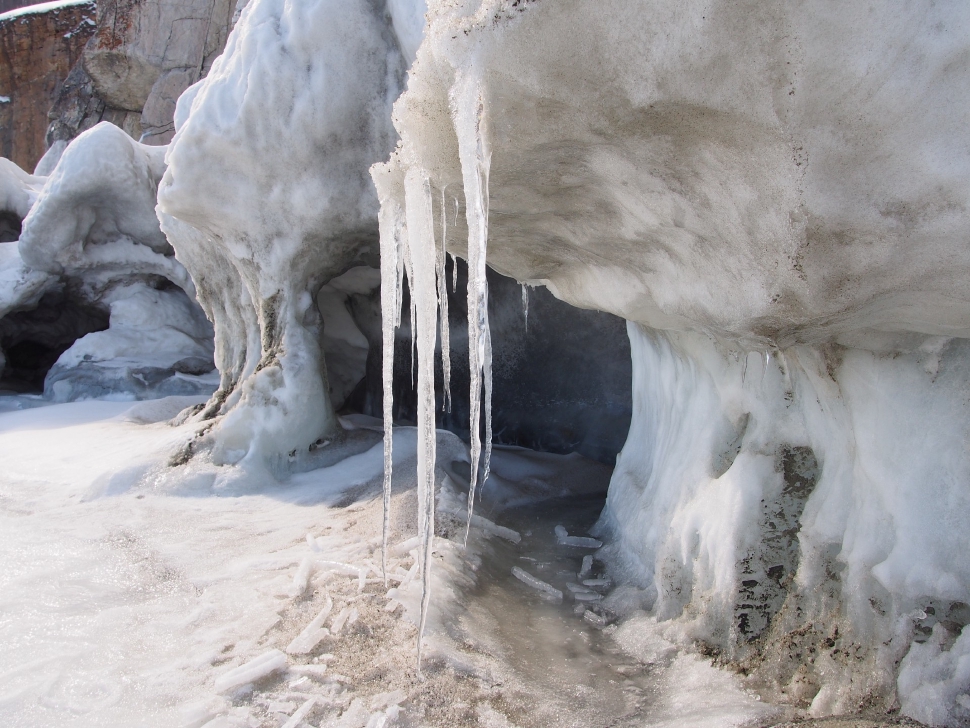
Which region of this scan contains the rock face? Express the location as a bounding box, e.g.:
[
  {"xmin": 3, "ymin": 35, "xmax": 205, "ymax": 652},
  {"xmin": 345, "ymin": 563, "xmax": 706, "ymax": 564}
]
[
  {"xmin": 45, "ymin": 0, "xmax": 242, "ymax": 156},
  {"xmin": 0, "ymin": 1, "xmax": 96, "ymax": 171}
]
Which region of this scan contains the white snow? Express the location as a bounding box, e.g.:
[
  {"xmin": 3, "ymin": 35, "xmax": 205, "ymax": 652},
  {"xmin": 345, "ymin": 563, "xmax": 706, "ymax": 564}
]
[{"xmin": 0, "ymin": 0, "xmax": 92, "ymax": 23}]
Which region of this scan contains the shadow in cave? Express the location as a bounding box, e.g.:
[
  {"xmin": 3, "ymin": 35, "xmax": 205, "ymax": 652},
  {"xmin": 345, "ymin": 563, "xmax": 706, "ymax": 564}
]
[
  {"xmin": 0, "ymin": 288, "xmax": 110, "ymax": 393},
  {"xmin": 346, "ymin": 257, "xmax": 634, "ymax": 467}
]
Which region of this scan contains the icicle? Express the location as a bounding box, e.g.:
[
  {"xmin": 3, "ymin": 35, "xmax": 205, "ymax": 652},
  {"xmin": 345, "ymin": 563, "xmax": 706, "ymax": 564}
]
[
  {"xmin": 452, "ymin": 74, "xmax": 492, "ymax": 544},
  {"xmin": 377, "ymin": 195, "xmax": 406, "ymax": 587},
  {"xmin": 521, "ymin": 283, "xmax": 529, "ymax": 332},
  {"xmin": 438, "ymin": 189, "xmax": 452, "ymax": 413},
  {"xmin": 451, "ymin": 199, "xmax": 459, "ymax": 292},
  {"xmin": 404, "ymin": 167, "xmax": 439, "ymax": 674},
  {"xmin": 404, "ymin": 242, "xmax": 417, "ymax": 388}
]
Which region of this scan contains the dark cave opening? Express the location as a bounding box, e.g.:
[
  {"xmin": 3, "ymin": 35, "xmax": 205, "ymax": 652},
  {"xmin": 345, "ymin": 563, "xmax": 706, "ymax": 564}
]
[
  {"xmin": 346, "ymin": 258, "xmax": 633, "ymax": 468},
  {"xmin": 0, "ymin": 212, "xmax": 22, "ymax": 243},
  {"xmin": 0, "ymin": 289, "xmax": 110, "ymax": 393}
]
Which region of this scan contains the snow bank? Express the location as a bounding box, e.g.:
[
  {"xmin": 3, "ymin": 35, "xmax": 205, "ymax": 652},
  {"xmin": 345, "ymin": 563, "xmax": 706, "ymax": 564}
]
[
  {"xmin": 378, "ymin": 0, "xmax": 970, "ymax": 721},
  {"xmin": 157, "ymin": 0, "xmax": 408, "ymax": 465}
]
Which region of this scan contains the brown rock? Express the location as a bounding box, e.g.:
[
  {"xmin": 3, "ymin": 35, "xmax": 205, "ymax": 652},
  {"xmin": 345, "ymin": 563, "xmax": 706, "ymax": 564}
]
[{"xmin": 0, "ymin": 1, "xmax": 97, "ymax": 171}]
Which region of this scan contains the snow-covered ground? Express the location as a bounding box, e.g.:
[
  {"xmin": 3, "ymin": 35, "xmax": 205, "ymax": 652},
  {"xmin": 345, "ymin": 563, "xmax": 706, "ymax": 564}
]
[{"xmin": 0, "ymin": 396, "xmax": 785, "ymax": 728}]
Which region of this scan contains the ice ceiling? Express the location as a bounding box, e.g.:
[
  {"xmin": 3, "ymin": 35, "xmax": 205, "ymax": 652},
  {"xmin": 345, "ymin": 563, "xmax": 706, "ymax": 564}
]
[{"xmin": 2, "ymin": 0, "xmax": 970, "ymax": 724}]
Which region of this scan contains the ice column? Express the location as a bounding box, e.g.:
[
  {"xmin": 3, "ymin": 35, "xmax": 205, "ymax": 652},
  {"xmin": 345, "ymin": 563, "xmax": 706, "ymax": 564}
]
[
  {"xmin": 452, "ymin": 74, "xmax": 493, "ymax": 540},
  {"xmin": 404, "ymin": 168, "xmax": 439, "ymax": 670}
]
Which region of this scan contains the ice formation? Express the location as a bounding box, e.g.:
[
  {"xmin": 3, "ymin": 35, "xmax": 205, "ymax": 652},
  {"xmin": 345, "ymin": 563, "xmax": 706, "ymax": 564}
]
[
  {"xmin": 377, "ymin": 0, "xmax": 970, "ymax": 722},
  {"xmin": 157, "ymin": 0, "xmax": 407, "ymax": 465},
  {"xmin": 1, "ymin": 121, "xmax": 213, "ymax": 399}
]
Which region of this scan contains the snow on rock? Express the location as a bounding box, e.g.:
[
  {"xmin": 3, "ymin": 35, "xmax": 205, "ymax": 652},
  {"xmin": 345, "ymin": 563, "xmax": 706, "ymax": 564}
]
[
  {"xmin": 157, "ymin": 0, "xmax": 407, "ymax": 466},
  {"xmin": 19, "ymin": 121, "xmax": 185, "ymax": 289},
  {"xmin": 379, "ymin": 0, "xmax": 970, "ymax": 722}
]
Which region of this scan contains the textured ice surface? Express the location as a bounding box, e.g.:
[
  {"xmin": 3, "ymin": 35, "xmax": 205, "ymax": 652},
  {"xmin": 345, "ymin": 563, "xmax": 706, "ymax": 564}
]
[
  {"xmin": 158, "ymin": 0, "xmax": 407, "ymax": 465},
  {"xmin": 1, "ymin": 123, "xmax": 212, "ymax": 399},
  {"xmin": 379, "ymin": 0, "xmax": 970, "ymax": 722}
]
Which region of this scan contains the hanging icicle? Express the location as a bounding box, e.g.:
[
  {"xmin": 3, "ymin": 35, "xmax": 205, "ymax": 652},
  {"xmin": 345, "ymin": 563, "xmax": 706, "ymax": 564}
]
[
  {"xmin": 521, "ymin": 283, "xmax": 529, "ymax": 332},
  {"xmin": 403, "ymin": 167, "xmax": 439, "ymax": 673},
  {"xmin": 451, "ymin": 73, "xmax": 493, "ymax": 544},
  {"xmin": 439, "ymin": 189, "xmax": 452, "ymax": 413},
  {"xmin": 376, "ymin": 190, "xmax": 406, "ymax": 587}
]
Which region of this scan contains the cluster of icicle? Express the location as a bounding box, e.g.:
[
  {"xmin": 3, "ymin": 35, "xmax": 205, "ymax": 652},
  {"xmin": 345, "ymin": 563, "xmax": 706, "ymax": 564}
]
[{"xmin": 374, "ymin": 77, "xmax": 493, "ymax": 672}]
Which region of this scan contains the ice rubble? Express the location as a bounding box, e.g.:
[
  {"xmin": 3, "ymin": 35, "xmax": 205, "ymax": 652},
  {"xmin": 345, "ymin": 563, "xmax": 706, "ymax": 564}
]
[
  {"xmin": 377, "ymin": 0, "xmax": 970, "ymax": 723},
  {"xmin": 0, "ymin": 122, "xmax": 214, "ymax": 399}
]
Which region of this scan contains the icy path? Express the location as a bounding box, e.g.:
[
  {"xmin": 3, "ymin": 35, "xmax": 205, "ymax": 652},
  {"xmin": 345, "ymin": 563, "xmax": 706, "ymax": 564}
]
[{"xmin": 0, "ymin": 399, "xmax": 789, "ymax": 727}]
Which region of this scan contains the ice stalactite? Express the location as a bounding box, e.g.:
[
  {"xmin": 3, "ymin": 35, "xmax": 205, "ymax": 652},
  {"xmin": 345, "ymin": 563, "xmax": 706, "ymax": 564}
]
[
  {"xmin": 403, "ymin": 168, "xmax": 440, "ymax": 670},
  {"xmin": 377, "ymin": 193, "xmax": 405, "ymax": 586},
  {"xmin": 521, "ymin": 283, "xmax": 528, "ymax": 332},
  {"xmin": 452, "ymin": 74, "xmax": 493, "ymax": 542},
  {"xmin": 438, "ymin": 189, "xmax": 451, "ymax": 413},
  {"xmin": 372, "ymin": 157, "xmax": 444, "ymax": 669}
]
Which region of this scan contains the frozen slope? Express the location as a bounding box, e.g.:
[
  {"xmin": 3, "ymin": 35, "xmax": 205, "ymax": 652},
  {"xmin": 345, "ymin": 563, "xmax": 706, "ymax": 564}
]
[{"xmin": 378, "ymin": 0, "xmax": 970, "ymax": 723}]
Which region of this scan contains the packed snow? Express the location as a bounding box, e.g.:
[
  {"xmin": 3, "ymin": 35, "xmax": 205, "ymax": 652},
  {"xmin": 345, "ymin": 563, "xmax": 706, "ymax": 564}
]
[{"xmin": 0, "ymin": 398, "xmax": 786, "ymax": 727}]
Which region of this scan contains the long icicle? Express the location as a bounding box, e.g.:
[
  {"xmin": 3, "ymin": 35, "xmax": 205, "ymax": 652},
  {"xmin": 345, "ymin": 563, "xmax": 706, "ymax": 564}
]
[
  {"xmin": 453, "ymin": 75, "xmax": 492, "ymax": 544},
  {"xmin": 377, "ymin": 193, "xmax": 406, "ymax": 587},
  {"xmin": 404, "ymin": 167, "xmax": 439, "ymax": 675},
  {"xmin": 439, "ymin": 189, "xmax": 452, "ymax": 413},
  {"xmin": 521, "ymin": 283, "xmax": 529, "ymax": 332}
]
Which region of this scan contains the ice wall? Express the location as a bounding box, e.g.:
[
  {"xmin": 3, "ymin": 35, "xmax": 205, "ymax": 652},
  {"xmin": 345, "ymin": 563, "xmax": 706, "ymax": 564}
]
[
  {"xmin": 157, "ymin": 0, "xmax": 407, "ymax": 465},
  {"xmin": 380, "ymin": 0, "xmax": 970, "ymax": 722}
]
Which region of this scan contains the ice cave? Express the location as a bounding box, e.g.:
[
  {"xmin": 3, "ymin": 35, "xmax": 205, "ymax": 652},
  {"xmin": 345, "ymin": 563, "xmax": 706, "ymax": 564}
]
[{"xmin": 0, "ymin": 0, "xmax": 968, "ymax": 726}]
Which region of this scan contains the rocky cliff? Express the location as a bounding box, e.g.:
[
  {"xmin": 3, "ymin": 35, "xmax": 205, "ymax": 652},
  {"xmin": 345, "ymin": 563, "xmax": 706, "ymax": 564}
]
[{"xmin": 0, "ymin": 1, "xmax": 96, "ymax": 171}]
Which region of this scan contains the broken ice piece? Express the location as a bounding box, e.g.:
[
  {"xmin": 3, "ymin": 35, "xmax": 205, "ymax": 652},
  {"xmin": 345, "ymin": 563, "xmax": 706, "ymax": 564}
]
[
  {"xmin": 511, "ymin": 566, "xmax": 563, "ymax": 601},
  {"xmin": 214, "ymin": 649, "xmax": 288, "ymax": 693},
  {"xmin": 555, "ymin": 525, "xmax": 568, "ymax": 540},
  {"xmin": 566, "ymin": 582, "xmax": 594, "ymax": 593},
  {"xmin": 288, "ymin": 557, "xmax": 315, "ymax": 598},
  {"xmin": 280, "ymin": 697, "xmax": 315, "ymax": 728},
  {"xmin": 579, "ymin": 555, "xmax": 594, "ymax": 579},
  {"xmin": 574, "ymin": 591, "xmax": 603, "ymax": 602},
  {"xmin": 561, "ymin": 535, "xmax": 603, "ymax": 549},
  {"xmin": 330, "ymin": 606, "xmax": 355, "ymax": 635},
  {"xmin": 286, "ymin": 596, "xmax": 333, "ymax": 655},
  {"xmin": 582, "ymin": 578, "xmax": 611, "ymax": 587},
  {"xmin": 583, "ymin": 610, "xmax": 608, "ymax": 627}
]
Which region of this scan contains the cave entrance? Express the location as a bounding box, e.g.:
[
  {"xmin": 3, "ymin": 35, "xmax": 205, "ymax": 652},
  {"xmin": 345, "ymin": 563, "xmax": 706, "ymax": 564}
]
[
  {"xmin": 0, "ymin": 289, "xmax": 110, "ymax": 394},
  {"xmin": 366, "ymin": 258, "xmax": 634, "ymax": 468},
  {"xmin": 0, "ymin": 212, "xmax": 22, "ymax": 244}
]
